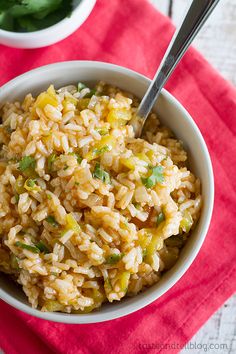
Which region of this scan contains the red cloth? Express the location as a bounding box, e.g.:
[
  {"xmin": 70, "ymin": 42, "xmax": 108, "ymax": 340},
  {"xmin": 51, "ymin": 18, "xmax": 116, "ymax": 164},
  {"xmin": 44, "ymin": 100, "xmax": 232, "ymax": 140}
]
[{"xmin": 0, "ymin": 0, "xmax": 236, "ymax": 353}]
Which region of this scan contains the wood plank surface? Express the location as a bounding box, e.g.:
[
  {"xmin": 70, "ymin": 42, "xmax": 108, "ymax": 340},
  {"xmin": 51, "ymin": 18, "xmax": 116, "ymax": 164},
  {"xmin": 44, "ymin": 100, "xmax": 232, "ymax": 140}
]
[{"xmin": 150, "ymin": 0, "xmax": 236, "ymax": 85}]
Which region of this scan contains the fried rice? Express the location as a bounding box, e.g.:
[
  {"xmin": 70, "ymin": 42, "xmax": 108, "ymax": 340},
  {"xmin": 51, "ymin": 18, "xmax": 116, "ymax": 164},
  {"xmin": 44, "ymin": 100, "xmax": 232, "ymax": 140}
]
[{"xmin": 0, "ymin": 82, "xmax": 202, "ymax": 313}]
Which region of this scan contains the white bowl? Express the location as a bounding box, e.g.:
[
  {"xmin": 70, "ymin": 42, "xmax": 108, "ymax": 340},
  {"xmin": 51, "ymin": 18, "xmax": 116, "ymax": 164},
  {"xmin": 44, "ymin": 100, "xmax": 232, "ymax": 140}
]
[
  {"xmin": 0, "ymin": 61, "xmax": 214, "ymax": 323},
  {"xmin": 0, "ymin": 0, "xmax": 96, "ymax": 48}
]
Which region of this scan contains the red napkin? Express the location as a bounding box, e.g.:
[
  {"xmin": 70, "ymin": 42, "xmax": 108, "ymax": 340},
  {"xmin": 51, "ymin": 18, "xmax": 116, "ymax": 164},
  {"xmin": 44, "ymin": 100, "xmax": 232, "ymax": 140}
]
[{"xmin": 0, "ymin": 0, "xmax": 236, "ymax": 353}]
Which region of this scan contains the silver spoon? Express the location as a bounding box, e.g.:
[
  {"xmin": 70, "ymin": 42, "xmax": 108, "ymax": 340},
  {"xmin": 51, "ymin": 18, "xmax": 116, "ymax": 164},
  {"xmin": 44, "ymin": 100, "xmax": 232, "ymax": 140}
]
[{"xmin": 132, "ymin": 0, "xmax": 220, "ymax": 137}]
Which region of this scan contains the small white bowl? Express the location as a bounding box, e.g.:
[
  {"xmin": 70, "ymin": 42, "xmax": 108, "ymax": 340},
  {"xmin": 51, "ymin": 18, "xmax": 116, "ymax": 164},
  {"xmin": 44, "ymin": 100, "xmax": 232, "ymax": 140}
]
[
  {"xmin": 0, "ymin": 0, "xmax": 96, "ymax": 48},
  {"xmin": 0, "ymin": 61, "xmax": 214, "ymax": 323}
]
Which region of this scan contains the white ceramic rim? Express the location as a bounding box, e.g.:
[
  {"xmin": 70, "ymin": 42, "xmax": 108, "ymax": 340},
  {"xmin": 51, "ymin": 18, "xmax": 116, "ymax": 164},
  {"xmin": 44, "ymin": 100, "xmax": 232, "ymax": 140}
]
[
  {"xmin": 0, "ymin": 0, "xmax": 93, "ymax": 38},
  {"xmin": 0, "ymin": 61, "xmax": 214, "ymax": 323}
]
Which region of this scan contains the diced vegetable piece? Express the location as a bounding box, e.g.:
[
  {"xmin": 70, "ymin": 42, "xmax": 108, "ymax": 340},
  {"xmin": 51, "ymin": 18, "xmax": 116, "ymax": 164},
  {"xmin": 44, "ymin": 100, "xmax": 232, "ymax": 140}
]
[
  {"xmin": 146, "ymin": 150, "xmax": 155, "ymax": 161},
  {"xmin": 47, "ymin": 85, "xmax": 56, "ymax": 96},
  {"xmin": 65, "ymin": 213, "xmax": 81, "ymax": 234},
  {"xmin": 15, "ymin": 194, "xmax": 19, "ymax": 203},
  {"xmin": 156, "ymin": 212, "xmax": 165, "ymax": 225},
  {"xmin": 44, "ymin": 300, "xmax": 64, "ymax": 312},
  {"xmin": 120, "ymin": 157, "xmax": 136, "ymax": 170},
  {"xmin": 180, "ymin": 211, "xmax": 193, "ymax": 233},
  {"xmin": 35, "ymin": 241, "xmax": 50, "ymax": 254},
  {"xmin": 139, "ymin": 227, "xmax": 164, "ymax": 265},
  {"xmin": 138, "ymin": 229, "xmax": 152, "ymax": 250},
  {"xmin": 119, "ymin": 272, "xmax": 130, "ymax": 292},
  {"xmin": 15, "ymin": 175, "xmax": 25, "ymax": 194},
  {"xmin": 136, "ymin": 152, "xmax": 150, "ymax": 165},
  {"xmin": 146, "ymin": 230, "xmax": 164, "ymax": 255},
  {"xmin": 62, "ymin": 95, "xmax": 78, "ymax": 109},
  {"xmin": 85, "ymin": 135, "xmax": 115, "ymax": 161},
  {"xmin": 33, "ymin": 86, "xmax": 58, "ymax": 111},
  {"xmin": 77, "ymin": 98, "xmax": 90, "ymax": 111},
  {"xmin": 45, "ymin": 215, "xmax": 59, "ymax": 228},
  {"xmin": 24, "ymin": 178, "xmax": 41, "ymax": 193},
  {"xmin": 15, "ymin": 241, "xmax": 40, "ymax": 254},
  {"xmin": 74, "ymin": 288, "xmax": 105, "ymax": 313},
  {"xmin": 107, "ymin": 108, "xmax": 132, "ymax": 128},
  {"xmin": 93, "ymin": 163, "xmax": 111, "ymax": 184},
  {"xmin": 93, "ymin": 288, "xmax": 105, "ymax": 303},
  {"xmin": 141, "ymin": 165, "xmax": 164, "ymax": 189},
  {"xmin": 104, "ymin": 278, "xmax": 112, "ymax": 292},
  {"xmin": 106, "ymin": 253, "xmax": 123, "ymax": 264},
  {"xmin": 78, "ymin": 82, "xmax": 87, "ymax": 91}
]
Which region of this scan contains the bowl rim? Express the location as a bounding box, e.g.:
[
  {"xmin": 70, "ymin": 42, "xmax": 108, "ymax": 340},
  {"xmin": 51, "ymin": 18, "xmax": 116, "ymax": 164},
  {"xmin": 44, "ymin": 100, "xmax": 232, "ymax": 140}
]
[
  {"xmin": 0, "ymin": 0, "xmax": 95, "ymax": 37},
  {"xmin": 0, "ymin": 60, "xmax": 214, "ymax": 324}
]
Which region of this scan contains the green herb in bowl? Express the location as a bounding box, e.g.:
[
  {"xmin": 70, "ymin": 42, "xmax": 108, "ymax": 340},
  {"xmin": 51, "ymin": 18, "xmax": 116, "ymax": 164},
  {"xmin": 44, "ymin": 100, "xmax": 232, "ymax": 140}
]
[{"xmin": 0, "ymin": 0, "xmax": 74, "ymax": 32}]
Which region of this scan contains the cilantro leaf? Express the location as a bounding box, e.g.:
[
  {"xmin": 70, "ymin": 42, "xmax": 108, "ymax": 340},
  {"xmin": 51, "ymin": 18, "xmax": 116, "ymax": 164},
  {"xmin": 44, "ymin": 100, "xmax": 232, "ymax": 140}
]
[
  {"xmin": 0, "ymin": 11, "xmax": 14, "ymax": 31},
  {"xmin": 9, "ymin": 0, "xmax": 63, "ymax": 18},
  {"xmin": 141, "ymin": 166, "xmax": 164, "ymax": 189},
  {"xmin": 93, "ymin": 163, "xmax": 111, "ymax": 184},
  {"xmin": 93, "ymin": 145, "xmax": 111, "ymax": 156},
  {"xmin": 18, "ymin": 156, "xmax": 36, "ymax": 172},
  {"xmin": 0, "ymin": 0, "xmax": 73, "ymax": 32}
]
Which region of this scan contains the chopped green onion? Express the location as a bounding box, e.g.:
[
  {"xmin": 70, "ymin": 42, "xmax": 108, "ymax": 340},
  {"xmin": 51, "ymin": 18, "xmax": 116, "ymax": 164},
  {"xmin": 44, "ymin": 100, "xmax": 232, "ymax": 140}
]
[
  {"xmin": 106, "ymin": 253, "xmax": 124, "ymax": 264},
  {"xmin": 15, "ymin": 194, "xmax": 19, "ymax": 203},
  {"xmin": 141, "ymin": 165, "xmax": 164, "ymax": 189},
  {"xmin": 15, "ymin": 241, "xmax": 40, "ymax": 254},
  {"xmin": 93, "ymin": 163, "xmax": 111, "ymax": 184},
  {"xmin": 45, "ymin": 215, "xmax": 59, "ymax": 227},
  {"xmin": 35, "ymin": 241, "xmax": 50, "ymax": 254}
]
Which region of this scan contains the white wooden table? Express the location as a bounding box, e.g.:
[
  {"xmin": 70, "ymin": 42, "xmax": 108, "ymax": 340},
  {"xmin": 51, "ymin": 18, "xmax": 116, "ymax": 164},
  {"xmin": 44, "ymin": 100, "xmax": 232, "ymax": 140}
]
[{"xmin": 150, "ymin": 1, "xmax": 236, "ymax": 353}]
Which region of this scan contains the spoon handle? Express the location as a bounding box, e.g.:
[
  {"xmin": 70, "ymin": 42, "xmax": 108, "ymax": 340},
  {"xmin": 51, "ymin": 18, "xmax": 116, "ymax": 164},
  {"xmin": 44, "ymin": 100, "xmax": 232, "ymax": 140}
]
[{"xmin": 135, "ymin": 0, "xmax": 220, "ymax": 137}]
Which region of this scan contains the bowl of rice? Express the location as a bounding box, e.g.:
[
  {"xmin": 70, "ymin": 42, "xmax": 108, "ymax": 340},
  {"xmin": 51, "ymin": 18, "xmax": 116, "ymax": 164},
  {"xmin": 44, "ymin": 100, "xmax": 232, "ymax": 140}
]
[{"xmin": 0, "ymin": 61, "xmax": 214, "ymax": 323}]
